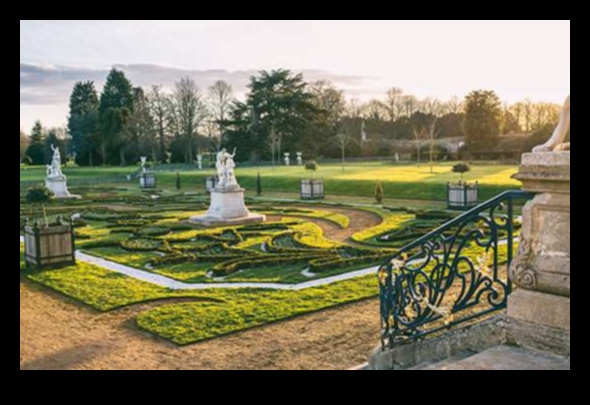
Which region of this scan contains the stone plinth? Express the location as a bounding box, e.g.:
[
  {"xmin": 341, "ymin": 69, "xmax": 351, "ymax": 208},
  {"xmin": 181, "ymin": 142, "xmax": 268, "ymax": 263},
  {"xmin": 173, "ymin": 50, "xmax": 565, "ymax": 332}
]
[
  {"xmin": 46, "ymin": 176, "xmax": 78, "ymax": 199},
  {"xmin": 190, "ymin": 187, "xmax": 265, "ymax": 227},
  {"xmin": 507, "ymin": 151, "xmax": 570, "ymax": 355}
]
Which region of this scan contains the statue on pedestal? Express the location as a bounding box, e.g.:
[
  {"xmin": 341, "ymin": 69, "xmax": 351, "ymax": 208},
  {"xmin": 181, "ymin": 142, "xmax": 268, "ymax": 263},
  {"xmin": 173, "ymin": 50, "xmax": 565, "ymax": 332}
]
[
  {"xmin": 45, "ymin": 144, "xmax": 76, "ymax": 198},
  {"xmin": 216, "ymin": 148, "xmax": 239, "ymax": 189},
  {"xmin": 46, "ymin": 144, "xmax": 64, "ymax": 179}
]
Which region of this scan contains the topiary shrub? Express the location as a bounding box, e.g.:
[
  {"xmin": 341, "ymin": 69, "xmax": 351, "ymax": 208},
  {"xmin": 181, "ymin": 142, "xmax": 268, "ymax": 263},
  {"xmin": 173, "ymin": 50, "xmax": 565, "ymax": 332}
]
[
  {"xmin": 452, "ymin": 163, "xmax": 471, "ymax": 182},
  {"xmin": 375, "ymin": 181, "xmax": 384, "ymax": 204},
  {"xmin": 256, "ymin": 172, "xmax": 262, "ymax": 196},
  {"xmin": 305, "ymin": 161, "xmax": 318, "ymax": 171}
]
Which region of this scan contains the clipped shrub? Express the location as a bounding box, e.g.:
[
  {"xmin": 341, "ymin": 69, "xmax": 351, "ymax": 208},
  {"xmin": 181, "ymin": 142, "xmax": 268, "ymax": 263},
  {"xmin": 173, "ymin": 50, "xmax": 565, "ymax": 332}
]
[
  {"xmin": 309, "ymin": 253, "xmax": 391, "ymax": 273},
  {"xmin": 375, "ymin": 181, "xmax": 384, "ymax": 204},
  {"xmin": 452, "ymin": 162, "xmax": 471, "ymax": 181},
  {"xmin": 305, "ymin": 161, "xmax": 318, "ymax": 171},
  {"xmin": 136, "ymin": 226, "xmax": 172, "ymax": 237},
  {"xmin": 120, "ymin": 238, "xmax": 167, "ymax": 252},
  {"xmin": 256, "ymin": 172, "xmax": 262, "ymax": 196}
]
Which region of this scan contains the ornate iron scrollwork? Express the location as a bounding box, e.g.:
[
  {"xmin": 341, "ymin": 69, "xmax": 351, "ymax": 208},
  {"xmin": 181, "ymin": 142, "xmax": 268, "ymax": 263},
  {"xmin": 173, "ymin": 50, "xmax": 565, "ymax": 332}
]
[{"xmin": 379, "ymin": 191, "xmax": 534, "ymax": 348}]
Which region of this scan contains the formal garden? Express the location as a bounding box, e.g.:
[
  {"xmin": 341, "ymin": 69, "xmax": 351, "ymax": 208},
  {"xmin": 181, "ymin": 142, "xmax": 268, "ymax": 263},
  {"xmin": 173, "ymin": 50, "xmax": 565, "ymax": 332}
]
[{"xmin": 19, "ymin": 161, "xmax": 521, "ymax": 346}]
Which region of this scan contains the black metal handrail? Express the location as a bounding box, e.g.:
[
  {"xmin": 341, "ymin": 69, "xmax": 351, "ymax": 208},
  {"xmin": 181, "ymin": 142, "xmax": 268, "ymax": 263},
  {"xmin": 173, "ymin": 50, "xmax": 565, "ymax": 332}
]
[{"xmin": 379, "ymin": 190, "xmax": 534, "ymax": 348}]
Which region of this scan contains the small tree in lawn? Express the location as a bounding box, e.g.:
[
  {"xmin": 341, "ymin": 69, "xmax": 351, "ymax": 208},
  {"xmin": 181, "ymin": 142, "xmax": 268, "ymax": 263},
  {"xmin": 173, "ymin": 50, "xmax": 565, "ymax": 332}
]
[
  {"xmin": 305, "ymin": 161, "xmax": 318, "ymax": 179},
  {"xmin": 26, "ymin": 185, "xmax": 53, "ymax": 228},
  {"xmin": 256, "ymin": 172, "xmax": 262, "ymax": 196},
  {"xmin": 176, "ymin": 171, "xmax": 181, "ymax": 190},
  {"xmin": 375, "ymin": 181, "xmax": 384, "ymax": 204},
  {"xmin": 452, "ymin": 163, "xmax": 471, "ymax": 184}
]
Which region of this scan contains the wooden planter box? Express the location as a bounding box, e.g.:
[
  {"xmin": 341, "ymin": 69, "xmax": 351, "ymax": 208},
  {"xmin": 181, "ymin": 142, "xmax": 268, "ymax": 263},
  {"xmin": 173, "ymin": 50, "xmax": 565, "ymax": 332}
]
[
  {"xmin": 301, "ymin": 179, "xmax": 324, "ymax": 200},
  {"xmin": 447, "ymin": 181, "xmax": 478, "ymax": 210},
  {"xmin": 140, "ymin": 172, "xmax": 157, "ymax": 188},
  {"xmin": 24, "ymin": 223, "xmax": 76, "ymax": 270}
]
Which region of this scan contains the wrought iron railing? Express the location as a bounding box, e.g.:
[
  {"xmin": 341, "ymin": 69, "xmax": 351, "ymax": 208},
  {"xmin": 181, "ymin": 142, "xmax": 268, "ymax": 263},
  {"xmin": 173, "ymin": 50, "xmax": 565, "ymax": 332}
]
[{"xmin": 379, "ymin": 190, "xmax": 534, "ymax": 349}]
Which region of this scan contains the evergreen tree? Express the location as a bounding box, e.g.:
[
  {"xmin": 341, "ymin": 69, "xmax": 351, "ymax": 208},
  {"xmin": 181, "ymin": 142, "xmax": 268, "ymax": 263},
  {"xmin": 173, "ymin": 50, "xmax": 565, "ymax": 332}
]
[
  {"xmin": 225, "ymin": 69, "xmax": 318, "ymax": 162},
  {"xmin": 26, "ymin": 121, "xmax": 45, "ymax": 165},
  {"xmin": 128, "ymin": 87, "xmax": 156, "ymax": 162},
  {"xmin": 68, "ymin": 81, "xmax": 99, "ymax": 166},
  {"xmin": 462, "ymin": 90, "xmax": 502, "ymax": 153},
  {"xmin": 99, "ymin": 69, "xmax": 134, "ymax": 165}
]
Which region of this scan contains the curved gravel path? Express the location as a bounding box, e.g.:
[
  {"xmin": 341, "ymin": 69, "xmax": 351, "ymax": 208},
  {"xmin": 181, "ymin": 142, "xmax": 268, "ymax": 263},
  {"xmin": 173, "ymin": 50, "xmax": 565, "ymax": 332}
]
[{"xmin": 20, "ymin": 236, "xmax": 379, "ymax": 291}]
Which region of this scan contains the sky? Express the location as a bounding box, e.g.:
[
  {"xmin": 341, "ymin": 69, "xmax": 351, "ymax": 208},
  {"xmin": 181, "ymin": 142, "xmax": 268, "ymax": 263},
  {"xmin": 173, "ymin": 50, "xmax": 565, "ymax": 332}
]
[{"xmin": 20, "ymin": 20, "xmax": 570, "ymax": 131}]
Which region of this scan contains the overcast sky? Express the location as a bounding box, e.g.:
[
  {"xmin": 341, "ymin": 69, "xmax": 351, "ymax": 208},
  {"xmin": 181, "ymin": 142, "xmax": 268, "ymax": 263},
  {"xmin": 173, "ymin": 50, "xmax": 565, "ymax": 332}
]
[{"xmin": 20, "ymin": 20, "xmax": 570, "ymax": 130}]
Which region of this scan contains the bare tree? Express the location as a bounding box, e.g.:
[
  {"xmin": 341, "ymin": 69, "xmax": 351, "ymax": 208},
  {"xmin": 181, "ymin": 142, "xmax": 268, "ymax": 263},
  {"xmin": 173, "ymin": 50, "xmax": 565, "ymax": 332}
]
[
  {"xmin": 332, "ymin": 130, "xmax": 357, "ymax": 172},
  {"xmin": 420, "ymin": 97, "xmax": 444, "ymax": 116},
  {"xmin": 425, "ymin": 118, "xmax": 440, "ymax": 173},
  {"xmin": 345, "ymin": 98, "xmax": 363, "ymax": 119},
  {"xmin": 522, "ymin": 98, "xmax": 533, "ymax": 132},
  {"xmin": 208, "ymin": 80, "xmax": 234, "ymax": 151},
  {"xmin": 310, "ymin": 80, "xmax": 346, "ymax": 128},
  {"xmin": 148, "ymin": 85, "xmax": 169, "ymax": 162},
  {"xmin": 444, "ymin": 96, "xmax": 462, "ymax": 115},
  {"xmin": 384, "ymin": 87, "xmax": 404, "ymax": 122},
  {"xmin": 364, "ymin": 99, "xmax": 387, "ymax": 120},
  {"xmin": 412, "ymin": 126, "xmax": 428, "ymax": 167},
  {"xmin": 172, "ymin": 77, "xmax": 208, "ymax": 164},
  {"xmin": 401, "ymin": 95, "xmax": 418, "ymax": 117},
  {"xmin": 267, "ymin": 125, "xmax": 281, "ymax": 169}
]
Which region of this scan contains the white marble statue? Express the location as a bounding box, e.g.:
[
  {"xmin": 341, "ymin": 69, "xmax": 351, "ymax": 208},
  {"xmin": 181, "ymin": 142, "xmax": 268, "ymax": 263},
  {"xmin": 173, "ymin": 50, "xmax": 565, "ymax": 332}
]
[
  {"xmin": 297, "ymin": 152, "xmax": 303, "ymax": 166},
  {"xmin": 46, "ymin": 144, "xmax": 64, "ymax": 179},
  {"xmin": 197, "ymin": 154, "xmax": 203, "ymax": 170},
  {"xmin": 533, "ymin": 95, "xmax": 570, "ymax": 152},
  {"xmin": 284, "ymin": 152, "xmax": 290, "ymax": 166},
  {"xmin": 216, "ymin": 148, "xmax": 239, "ymax": 189},
  {"xmin": 191, "ymin": 146, "xmax": 265, "ymax": 226},
  {"xmin": 45, "ymin": 144, "xmax": 75, "ymax": 198},
  {"xmin": 140, "ymin": 156, "xmax": 147, "ymax": 173}
]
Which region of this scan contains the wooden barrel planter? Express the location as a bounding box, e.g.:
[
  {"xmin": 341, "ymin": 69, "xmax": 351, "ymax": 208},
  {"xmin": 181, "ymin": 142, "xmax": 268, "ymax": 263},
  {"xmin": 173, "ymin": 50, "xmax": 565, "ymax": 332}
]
[
  {"xmin": 139, "ymin": 172, "xmax": 157, "ymax": 188},
  {"xmin": 447, "ymin": 181, "xmax": 478, "ymax": 210},
  {"xmin": 301, "ymin": 179, "xmax": 324, "ymax": 200},
  {"xmin": 24, "ymin": 220, "xmax": 76, "ymax": 270}
]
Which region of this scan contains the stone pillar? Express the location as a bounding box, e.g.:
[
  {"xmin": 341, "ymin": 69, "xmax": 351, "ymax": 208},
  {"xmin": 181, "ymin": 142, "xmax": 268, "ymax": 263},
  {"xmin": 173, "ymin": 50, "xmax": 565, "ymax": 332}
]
[{"xmin": 507, "ymin": 151, "xmax": 570, "ymax": 356}]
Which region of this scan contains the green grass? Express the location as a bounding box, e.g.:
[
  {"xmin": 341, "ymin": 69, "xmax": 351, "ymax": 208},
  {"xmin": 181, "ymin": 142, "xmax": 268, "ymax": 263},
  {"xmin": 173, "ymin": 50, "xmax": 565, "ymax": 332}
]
[
  {"xmin": 135, "ymin": 276, "xmax": 378, "ymax": 345},
  {"xmin": 22, "ymin": 247, "xmax": 379, "ymax": 344},
  {"xmin": 20, "ymin": 162, "xmax": 520, "ymax": 201},
  {"xmin": 21, "ymin": 249, "xmax": 214, "ymax": 311}
]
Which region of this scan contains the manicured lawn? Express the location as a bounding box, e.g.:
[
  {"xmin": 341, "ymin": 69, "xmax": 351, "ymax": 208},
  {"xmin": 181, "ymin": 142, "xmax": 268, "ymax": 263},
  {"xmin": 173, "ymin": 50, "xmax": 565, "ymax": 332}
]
[{"xmin": 20, "ymin": 162, "xmax": 520, "ymax": 201}]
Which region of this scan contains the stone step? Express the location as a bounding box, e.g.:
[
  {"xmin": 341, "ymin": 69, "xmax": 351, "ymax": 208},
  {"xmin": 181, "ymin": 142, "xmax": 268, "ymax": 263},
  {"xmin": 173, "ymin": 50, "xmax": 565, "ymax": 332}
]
[
  {"xmin": 422, "ymin": 345, "xmax": 570, "ymax": 370},
  {"xmin": 409, "ymin": 351, "xmax": 476, "ymax": 370}
]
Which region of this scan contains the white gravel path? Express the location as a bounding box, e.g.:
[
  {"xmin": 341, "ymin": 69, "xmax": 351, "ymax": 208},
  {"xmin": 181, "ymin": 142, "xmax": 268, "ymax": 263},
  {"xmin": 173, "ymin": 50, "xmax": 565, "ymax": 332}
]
[{"xmin": 20, "ymin": 235, "xmax": 378, "ymax": 291}]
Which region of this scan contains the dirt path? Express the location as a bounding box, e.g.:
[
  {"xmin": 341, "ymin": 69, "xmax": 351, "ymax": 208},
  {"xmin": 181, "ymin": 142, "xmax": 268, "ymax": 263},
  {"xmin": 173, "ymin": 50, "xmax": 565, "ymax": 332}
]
[
  {"xmin": 20, "ymin": 280, "xmax": 380, "ymax": 370},
  {"xmin": 278, "ymin": 206, "xmax": 382, "ymax": 245}
]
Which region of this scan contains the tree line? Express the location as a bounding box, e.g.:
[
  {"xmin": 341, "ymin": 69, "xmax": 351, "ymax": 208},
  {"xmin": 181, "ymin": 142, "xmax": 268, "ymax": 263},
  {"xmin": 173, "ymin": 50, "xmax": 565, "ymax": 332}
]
[{"xmin": 21, "ymin": 68, "xmax": 562, "ymax": 166}]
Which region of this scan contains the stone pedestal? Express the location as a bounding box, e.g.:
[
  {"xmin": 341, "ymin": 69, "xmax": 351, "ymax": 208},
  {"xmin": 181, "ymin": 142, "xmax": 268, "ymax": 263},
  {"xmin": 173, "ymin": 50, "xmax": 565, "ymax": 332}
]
[
  {"xmin": 507, "ymin": 152, "xmax": 570, "ymax": 356},
  {"xmin": 46, "ymin": 176, "xmax": 78, "ymax": 199},
  {"xmin": 190, "ymin": 187, "xmax": 265, "ymax": 227}
]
